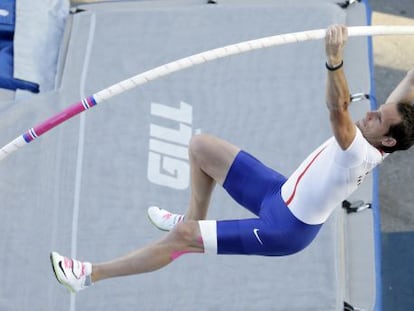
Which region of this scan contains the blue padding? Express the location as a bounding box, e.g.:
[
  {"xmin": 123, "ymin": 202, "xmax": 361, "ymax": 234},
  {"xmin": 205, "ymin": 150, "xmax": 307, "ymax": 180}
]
[
  {"xmin": 0, "ymin": 0, "xmax": 39, "ymax": 93},
  {"xmin": 362, "ymin": 0, "xmax": 383, "ymax": 310}
]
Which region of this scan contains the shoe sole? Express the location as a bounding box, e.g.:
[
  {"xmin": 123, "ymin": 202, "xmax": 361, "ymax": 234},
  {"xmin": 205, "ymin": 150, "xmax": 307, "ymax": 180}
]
[{"xmin": 50, "ymin": 252, "xmax": 76, "ymax": 294}]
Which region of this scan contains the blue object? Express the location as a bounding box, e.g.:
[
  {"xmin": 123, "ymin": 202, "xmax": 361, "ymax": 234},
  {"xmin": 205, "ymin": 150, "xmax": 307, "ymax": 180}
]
[
  {"xmin": 218, "ymin": 150, "xmax": 322, "ymax": 256},
  {"xmin": 361, "ymin": 0, "xmax": 383, "ymax": 310},
  {"xmin": 0, "ymin": 0, "xmax": 39, "ymax": 92}
]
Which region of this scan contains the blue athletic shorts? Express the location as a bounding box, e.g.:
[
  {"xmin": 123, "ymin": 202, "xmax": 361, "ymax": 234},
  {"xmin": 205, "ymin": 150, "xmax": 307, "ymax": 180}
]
[{"xmin": 218, "ymin": 150, "xmax": 322, "ymax": 256}]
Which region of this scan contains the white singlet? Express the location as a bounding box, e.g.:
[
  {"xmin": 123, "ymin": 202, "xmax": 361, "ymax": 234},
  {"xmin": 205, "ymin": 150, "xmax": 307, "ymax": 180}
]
[{"xmin": 281, "ymin": 127, "xmax": 386, "ymax": 225}]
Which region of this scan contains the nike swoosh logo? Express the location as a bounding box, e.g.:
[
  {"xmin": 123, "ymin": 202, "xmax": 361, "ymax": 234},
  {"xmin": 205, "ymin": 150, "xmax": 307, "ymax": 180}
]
[
  {"xmin": 253, "ymin": 228, "xmax": 264, "ymax": 245},
  {"xmin": 0, "ymin": 10, "xmax": 9, "ymax": 17}
]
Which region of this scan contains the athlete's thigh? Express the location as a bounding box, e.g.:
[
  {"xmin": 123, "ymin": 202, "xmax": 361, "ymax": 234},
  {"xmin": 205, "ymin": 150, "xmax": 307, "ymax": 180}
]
[
  {"xmin": 215, "ymin": 193, "xmax": 322, "ymax": 256},
  {"xmin": 223, "ymin": 150, "xmax": 286, "ymax": 215}
]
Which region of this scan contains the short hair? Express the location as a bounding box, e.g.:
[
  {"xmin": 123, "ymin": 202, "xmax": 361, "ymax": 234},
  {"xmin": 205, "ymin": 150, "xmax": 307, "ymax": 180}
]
[{"xmin": 381, "ymin": 102, "xmax": 414, "ymax": 153}]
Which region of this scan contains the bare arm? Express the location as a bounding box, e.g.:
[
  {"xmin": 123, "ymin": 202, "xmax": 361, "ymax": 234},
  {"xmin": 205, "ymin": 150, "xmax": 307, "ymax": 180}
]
[
  {"xmin": 325, "ymin": 25, "xmax": 355, "ymax": 150},
  {"xmin": 385, "ymin": 68, "xmax": 414, "ymax": 104}
]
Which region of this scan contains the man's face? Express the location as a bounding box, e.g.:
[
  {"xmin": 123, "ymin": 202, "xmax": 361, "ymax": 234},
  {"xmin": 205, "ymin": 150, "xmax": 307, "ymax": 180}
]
[{"xmin": 356, "ymin": 103, "xmax": 402, "ymax": 148}]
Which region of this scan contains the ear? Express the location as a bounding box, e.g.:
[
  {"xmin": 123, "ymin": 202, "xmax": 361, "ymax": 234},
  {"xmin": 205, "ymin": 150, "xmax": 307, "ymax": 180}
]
[{"xmin": 381, "ymin": 136, "xmax": 397, "ymax": 147}]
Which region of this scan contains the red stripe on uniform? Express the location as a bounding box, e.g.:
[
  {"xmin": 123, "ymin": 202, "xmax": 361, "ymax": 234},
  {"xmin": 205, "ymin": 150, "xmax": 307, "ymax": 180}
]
[{"xmin": 285, "ymin": 146, "xmax": 328, "ymax": 205}]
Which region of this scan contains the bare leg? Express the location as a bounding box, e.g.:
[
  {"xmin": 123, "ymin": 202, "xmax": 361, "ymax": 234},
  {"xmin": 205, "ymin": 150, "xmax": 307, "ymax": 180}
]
[
  {"xmin": 91, "ymin": 221, "xmax": 203, "ymax": 283},
  {"xmin": 53, "ymin": 134, "xmax": 241, "ymax": 288},
  {"xmin": 90, "ymin": 135, "xmax": 239, "ymax": 283},
  {"xmin": 185, "ymin": 134, "xmax": 240, "ymax": 221}
]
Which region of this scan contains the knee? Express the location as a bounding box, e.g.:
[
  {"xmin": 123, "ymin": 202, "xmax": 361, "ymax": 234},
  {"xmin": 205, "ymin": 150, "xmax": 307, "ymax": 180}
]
[
  {"xmin": 170, "ymin": 221, "xmax": 199, "ymax": 245},
  {"xmin": 188, "ymin": 134, "xmax": 211, "ymax": 167},
  {"xmin": 167, "ymin": 221, "xmax": 203, "ymax": 259}
]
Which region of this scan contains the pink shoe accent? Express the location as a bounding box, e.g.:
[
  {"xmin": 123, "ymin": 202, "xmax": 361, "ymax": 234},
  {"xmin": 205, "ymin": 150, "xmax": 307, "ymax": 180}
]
[
  {"xmin": 63, "ymin": 256, "xmax": 86, "ymax": 278},
  {"xmin": 162, "ymin": 213, "xmax": 172, "ymax": 220},
  {"xmin": 81, "ymin": 263, "xmax": 86, "ymax": 276},
  {"xmin": 63, "ymin": 257, "xmax": 73, "ymax": 269}
]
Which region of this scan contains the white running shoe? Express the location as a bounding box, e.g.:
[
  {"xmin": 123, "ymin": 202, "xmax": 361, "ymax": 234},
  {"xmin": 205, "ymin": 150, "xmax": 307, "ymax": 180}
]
[
  {"xmin": 147, "ymin": 206, "xmax": 184, "ymax": 231},
  {"xmin": 50, "ymin": 252, "xmax": 92, "ymax": 293}
]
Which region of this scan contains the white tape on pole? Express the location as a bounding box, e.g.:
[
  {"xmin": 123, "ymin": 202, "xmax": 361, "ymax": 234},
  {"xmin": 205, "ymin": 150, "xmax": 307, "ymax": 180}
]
[
  {"xmin": 2, "ymin": 25, "xmax": 414, "ymax": 161},
  {"xmin": 93, "ymin": 25, "xmax": 414, "ymax": 103}
]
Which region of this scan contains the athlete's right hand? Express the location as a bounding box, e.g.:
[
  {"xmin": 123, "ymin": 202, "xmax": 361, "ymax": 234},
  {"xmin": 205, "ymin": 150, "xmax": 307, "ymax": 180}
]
[{"xmin": 325, "ymin": 24, "xmax": 348, "ymax": 68}]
